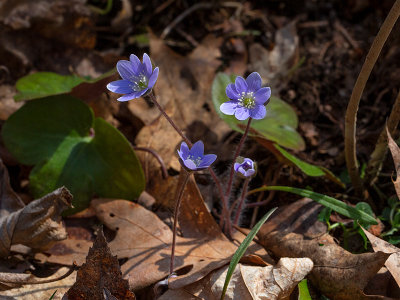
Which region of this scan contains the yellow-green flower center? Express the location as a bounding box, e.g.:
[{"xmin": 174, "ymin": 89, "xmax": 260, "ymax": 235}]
[{"xmin": 239, "ymin": 92, "xmax": 255, "ymax": 108}]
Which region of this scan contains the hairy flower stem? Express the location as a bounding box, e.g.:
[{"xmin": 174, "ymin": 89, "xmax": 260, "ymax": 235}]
[
  {"xmin": 170, "ymin": 171, "xmax": 190, "ymax": 275},
  {"xmin": 148, "ymin": 92, "xmax": 191, "ymax": 146},
  {"xmin": 232, "ymin": 178, "xmax": 250, "ymax": 225},
  {"xmin": 225, "ymin": 118, "xmax": 252, "ymax": 199},
  {"xmin": 133, "ymin": 146, "xmax": 168, "ymax": 179},
  {"xmin": 147, "ymin": 91, "xmax": 231, "ymax": 237},
  {"xmin": 344, "ymin": 0, "xmax": 400, "ymax": 195}
]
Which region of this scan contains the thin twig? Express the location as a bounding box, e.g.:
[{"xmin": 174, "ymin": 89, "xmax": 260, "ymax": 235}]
[
  {"xmin": 0, "ymin": 264, "xmax": 76, "ymax": 284},
  {"xmin": 344, "ymin": 0, "xmax": 400, "ymax": 195},
  {"xmin": 134, "ymin": 146, "xmax": 168, "ymax": 179}
]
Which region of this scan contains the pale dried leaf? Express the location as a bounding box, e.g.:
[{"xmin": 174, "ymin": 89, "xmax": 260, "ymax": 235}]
[
  {"xmin": 258, "ymin": 230, "xmax": 391, "ymax": 300},
  {"xmin": 159, "ymin": 258, "xmax": 313, "ymax": 300},
  {"xmin": 361, "ymin": 226, "xmax": 400, "ymax": 288},
  {"xmin": 249, "ymin": 21, "xmax": 299, "ymax": 92},
  {"xmin": 0, "ymin": 267, "xmax": 76, "ymax": 299},
  {"xmin": 387, "ymin": 127, "xmax": 400, "ymax": 199},
  {"xmin": 0, "ymin": 159, "xmax": 72, "ymax": 257}
]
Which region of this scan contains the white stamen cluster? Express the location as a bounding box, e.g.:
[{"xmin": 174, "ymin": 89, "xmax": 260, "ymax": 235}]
[
  {"xmin": 238, "ymin": 91, "xmax": 255, "ymax": 108},
  {"xmin": 188, "ymin": 155, "xmax": 201, "ymax": 166},
  {"xmin": 130, "ymin": 74, "xmax": 148, "ymax": 91}
]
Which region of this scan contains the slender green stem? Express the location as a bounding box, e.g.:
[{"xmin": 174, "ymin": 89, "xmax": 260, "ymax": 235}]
[
  {"xmin": 170, "ymin": 171, "xmax": 190, "ymax": 275},
  {"xmin": 233, "ymin": 178, "xmax": 250, "ymax": 225},
  {"xmin": 344, "ymin": 0, "xmax": 400, "ymax": 195},
  {"xmin": 225, "ymin": 118, "xmax": 252, "ymax": 197}
]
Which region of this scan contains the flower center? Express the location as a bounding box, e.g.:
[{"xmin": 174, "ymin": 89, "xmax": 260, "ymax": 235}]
[
  {"xmin": 188, "ymin": 155, "xmax": 201, "ymax": 167},
  {"xmin": 238, "ymin": 92, "xmax": 256, "ymax": 108},
  {"xmin": 130, "ymin": 74, "xmax": 148, "ymax": 91},
  {"xmin": 242, "ymin": 161, "xmax": 252, "ymax": 171}
]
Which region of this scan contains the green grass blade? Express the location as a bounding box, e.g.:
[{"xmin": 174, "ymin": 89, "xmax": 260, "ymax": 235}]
[
  {"xmin": 220, "ymin": 207, "xmax": 277, "ymax": 300},
  {"xmin": 48, "ymin": 290, "xmax": 57, "ymax": 300},
  {"xmin": 298, "ymin": 279, "xmax": 311, "ymax": 300},
  {"xmin": 249, "ymin": 186, "xmax": 377, "ymax": 225}
]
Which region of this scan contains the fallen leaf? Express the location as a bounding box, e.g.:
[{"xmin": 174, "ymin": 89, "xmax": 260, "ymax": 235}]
[
  {"xmin": 159, "ymin": 258, "xmax": 313, "ymax": 300},
  {"xmin": 0, "ymin": 159, "xmax": 72, "ymax": 257},
  {"xmin": 258, "ymin": 231, "xmax": 390, "ymax": 300},
  {"xmin": 387, "ymin": 127, "xmax": 400, "ymax": 199},
  {"xmin": 249, "ymin": 21, "xmax": 299, "ymax": 92},
  {"xmin": 0, "ymin": 267, "xmax": 76, "ymax": 299},
  {"xmin": 361, "ymin": 226, "xmax": 400, "ymax": 288},
  {"xmin": 64, "ymin": 229, "xmax": 135, "ymax": 300}
]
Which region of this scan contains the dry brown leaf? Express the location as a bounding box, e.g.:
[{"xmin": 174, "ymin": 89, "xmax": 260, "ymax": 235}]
[
  {"xmin": 249, "ymin": 21, "xmax": 299, "ymax": 92},
  {"xmin": 361, "ymin": 226, "xmax": 400, "ymax": 288},
  {"xmin": 0, "ymin": 267, "xmax": 76, "ymax": 299},
  {"xmin": 64, "ymin": 229, "xmax": 135, "ymax": 300},
  {"xmin": 258, "ymin": 230, "xmax": 390, "ymax": 300},
  {"xmin": 0, "ymin": 159, "xmax": 72, "ymax": 257},
  {"xmin": 387, "ymin": 127, "xmax": 400, "ymax": 199},
  {"xmin": 92, "ymin": 198, "xmax": 236, "ymax": 291},
  {"xmin": 159, "ymin": 258, "xmax": 313, "ymax": 300}
]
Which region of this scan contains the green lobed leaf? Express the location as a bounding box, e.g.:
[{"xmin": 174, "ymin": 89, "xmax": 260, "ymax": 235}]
[
  {"xmin": 220, "ymin": 207, "xmax": 277, "ymax": 300},
  {"xmin": 14, "ymin": 72, "xmax": 85, "ymax": 101},
  {"xmin": 2, "ymin": 95, "xmax": 145, "ymax": 214},
  {"xmin": 211, "ymin": 72, "xmax": 305, "ymax": 150},
  {"xmin": 298, "ymin": 279, "xmax": 312, "ymax": 300},
  {"xmin": 14, "ymin": 70, "xmax": 115, "ymax": 102},
  {"xmin": 249, "ymin": 186, "xmax": 378, "ymax": 225}
]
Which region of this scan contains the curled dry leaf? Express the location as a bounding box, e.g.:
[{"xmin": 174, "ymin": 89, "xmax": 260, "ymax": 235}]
[
  {"xmin": 361, "ymin": 226, "xmax": 400, "ymax": 288},
  {"xmin": 259, "ymin": 230, "xmax": 391, "ymax": 300},
  {"xmin": 159, "ymin": 258, "xmax": 313, "ymax": 300},
  {"xmin": 64, "ymin": 229, "xmax": 135, "ymax": 300},
  {"xmin": 386, "ymin": 127, "xmax": 400, "ymax": 199},
  {"xmin": 0, "ymin": 159, "xmax": 72, "ymax": 257},
  {"xmin": 0, "ymin": 267, "xmax": 76, "ymax": 299}
]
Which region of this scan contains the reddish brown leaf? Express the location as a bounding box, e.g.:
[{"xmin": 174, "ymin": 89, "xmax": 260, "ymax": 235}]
[{"xmin": 65, "ymin": 229, "xmax": 135, "ymax": 300}]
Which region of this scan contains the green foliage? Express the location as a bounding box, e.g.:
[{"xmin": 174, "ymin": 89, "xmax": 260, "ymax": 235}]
[
  {"xmin": 250, "ymin": 186, "xmax": 378, "ymax": 225},
  {"xmin": 2, "ymin": 95, "xmax": 145, "ymax": 214},
  {"xmin": 14, "ymin": 71, "xmax": 113, "ymax": 101},
  {"xmin": 298, "ymin": 279, "xmax": 312, "ymax": 300},
  {"xmin": 221, "ymin": 207, "xmax": 277, "ymax": 300},
  {"xmin": 380, "ymin": 196, "xmax": 400, "ymax": 245},
  {"xmin": 211, "ymin": 72, "xmax": 305, "ymax": 150}
]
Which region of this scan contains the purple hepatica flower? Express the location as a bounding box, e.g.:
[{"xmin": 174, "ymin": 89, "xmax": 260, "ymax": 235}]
[
  {"xmin": 220, "ymin": 72, "xmax": 271, "ymax": 121},
  {"xmin": 107, "ymin": 53, "xmax": 159, "ymax": 102},
  {"xmin": 234, "ymin": 158, "xmax": 256, "ymax": 178},
  {"xmin": 177, "ymin": 141, "xmax": 217, "ymax": 171}
]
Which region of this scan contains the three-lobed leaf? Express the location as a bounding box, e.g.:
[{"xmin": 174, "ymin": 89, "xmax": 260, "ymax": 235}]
[
  {"xmin": 2, "ymin": 95, "xmax": 145, "ymax": 214},
  {"xmin": 211, "ymin": 72, "xmax": 305, "ymax": 150}
]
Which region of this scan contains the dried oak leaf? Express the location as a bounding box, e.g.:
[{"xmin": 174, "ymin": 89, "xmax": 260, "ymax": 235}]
[
  {"xmin": 387, "ymin": 127, "xmax": 400, "ymax": 199},
  {"xmin": 159, "ymin": 258, "xmax": 313, "ymax": 300},
  {"xmin": 361, "ymin": 226, "xmax": 400, "ymax": 288},
  {"xmin": 92, "ymin": 198, "xmax": 271, "ymax": 291},
  {"xmin": 0, "ymin": 159, "xmax": 72, "ymax": 257},
  {"xmin": 258, "ymin": 230, "xmax": 391, "ymax": 300},
  {"xmin": 64, "ymin": 230, "xmax": 135, "ymax": 300}
]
